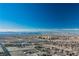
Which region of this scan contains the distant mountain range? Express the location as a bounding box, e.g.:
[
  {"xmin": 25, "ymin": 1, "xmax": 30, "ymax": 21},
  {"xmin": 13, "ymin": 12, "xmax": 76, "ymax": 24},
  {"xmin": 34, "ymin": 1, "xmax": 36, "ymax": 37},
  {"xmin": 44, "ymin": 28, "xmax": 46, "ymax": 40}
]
[
  {"xmin": 0, "ymin": 29, "xmax": 79, "ymax": 37},
  {"xmin": 0, "ymin": 29, "xmax": 79, "ymax": 36}
]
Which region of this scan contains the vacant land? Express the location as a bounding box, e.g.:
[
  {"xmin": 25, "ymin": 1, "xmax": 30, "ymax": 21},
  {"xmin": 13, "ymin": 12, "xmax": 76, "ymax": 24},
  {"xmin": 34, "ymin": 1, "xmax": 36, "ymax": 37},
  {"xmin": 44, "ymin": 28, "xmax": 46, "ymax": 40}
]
[{"xmin": 0, "ymin": 32, "xmax": 79, "ymax": 56}]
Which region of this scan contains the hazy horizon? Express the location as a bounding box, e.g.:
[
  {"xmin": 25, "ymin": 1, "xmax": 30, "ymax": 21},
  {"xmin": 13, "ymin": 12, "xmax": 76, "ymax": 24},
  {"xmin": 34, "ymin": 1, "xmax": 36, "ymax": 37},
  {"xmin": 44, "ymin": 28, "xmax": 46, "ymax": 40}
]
[{"xmin": 0, "ymin": 28, "xmax": 79, "ymax": 32}]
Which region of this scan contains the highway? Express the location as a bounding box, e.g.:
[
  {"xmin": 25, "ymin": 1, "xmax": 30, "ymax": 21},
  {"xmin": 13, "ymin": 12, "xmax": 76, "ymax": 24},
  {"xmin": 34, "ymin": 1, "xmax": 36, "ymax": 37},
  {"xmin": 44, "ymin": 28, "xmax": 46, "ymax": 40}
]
[{"xmin": 0, "ymin": 43, "xmax": 11, "ymax": 56}]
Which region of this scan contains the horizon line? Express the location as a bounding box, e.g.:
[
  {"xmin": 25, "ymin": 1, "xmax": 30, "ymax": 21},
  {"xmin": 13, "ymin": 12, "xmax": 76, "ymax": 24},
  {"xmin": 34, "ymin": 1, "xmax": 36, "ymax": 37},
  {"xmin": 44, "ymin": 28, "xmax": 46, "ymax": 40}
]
[{"xmin": 0, "ymin": 28, "xmax": 79, "ymax": 32}]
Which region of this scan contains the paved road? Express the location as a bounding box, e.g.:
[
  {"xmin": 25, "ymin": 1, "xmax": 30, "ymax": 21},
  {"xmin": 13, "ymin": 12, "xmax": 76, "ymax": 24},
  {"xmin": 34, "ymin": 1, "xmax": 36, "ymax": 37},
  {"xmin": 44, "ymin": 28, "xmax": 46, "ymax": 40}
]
[{"xmin": 0, "ymin": 43, "xmax": 11, "ymax": 56}]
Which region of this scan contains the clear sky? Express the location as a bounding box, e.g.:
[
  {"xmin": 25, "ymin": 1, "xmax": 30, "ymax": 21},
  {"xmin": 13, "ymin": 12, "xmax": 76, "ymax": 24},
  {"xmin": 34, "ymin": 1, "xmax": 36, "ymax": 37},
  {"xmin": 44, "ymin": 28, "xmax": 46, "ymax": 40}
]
[{"xmin": 0, "ymin": 3, "xmax": 79, "ymax": 29}]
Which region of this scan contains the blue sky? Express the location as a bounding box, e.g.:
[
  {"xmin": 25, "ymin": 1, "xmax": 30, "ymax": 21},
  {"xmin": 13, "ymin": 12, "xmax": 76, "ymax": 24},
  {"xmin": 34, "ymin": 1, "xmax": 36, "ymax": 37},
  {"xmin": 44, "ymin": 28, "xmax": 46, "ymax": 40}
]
[{"xmin": 0, "ymin": 3, "xmax": 79, "ymax": 29}]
